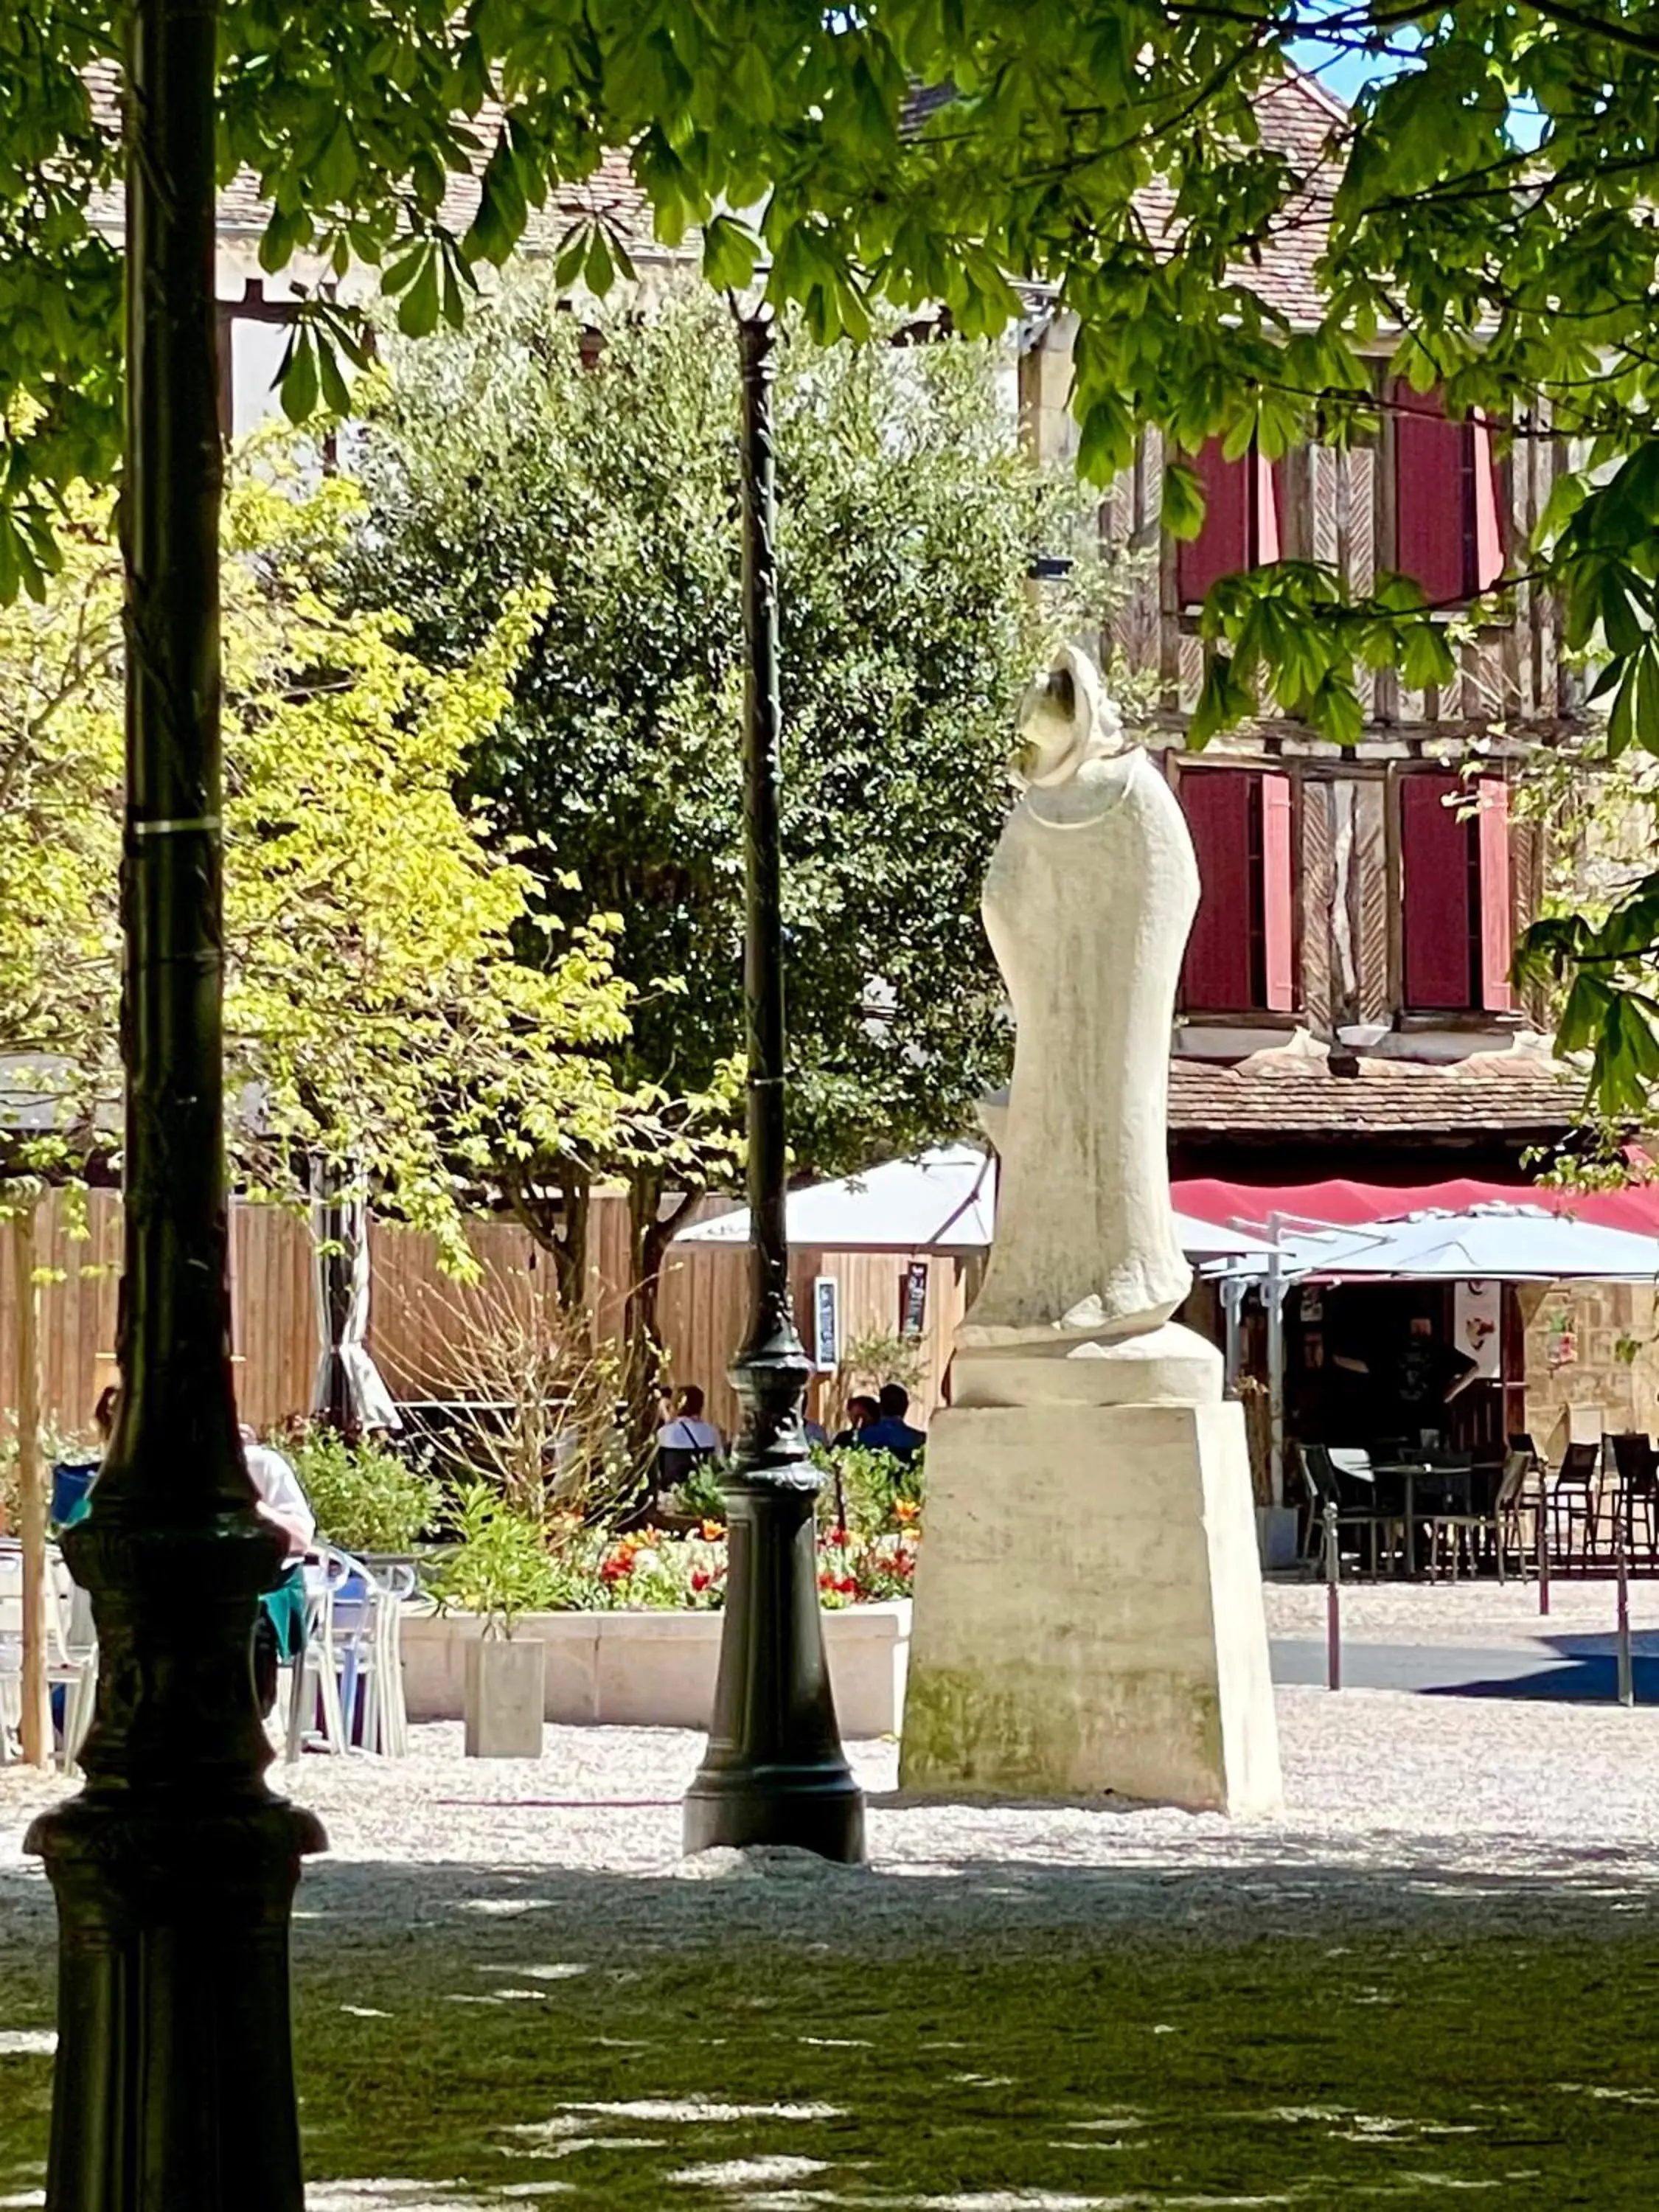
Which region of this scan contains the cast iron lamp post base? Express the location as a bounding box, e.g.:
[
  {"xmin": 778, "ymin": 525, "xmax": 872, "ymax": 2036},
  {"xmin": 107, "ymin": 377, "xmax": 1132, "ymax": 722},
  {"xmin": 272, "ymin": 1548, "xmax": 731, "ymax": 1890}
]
[
  {"xmin": 682, "ymin": 1342, "xmax": 865, "ymax": 1863},
  {"xmin": 27, "ymin": 1507, "xmax": 323, "ymax": 2210}
]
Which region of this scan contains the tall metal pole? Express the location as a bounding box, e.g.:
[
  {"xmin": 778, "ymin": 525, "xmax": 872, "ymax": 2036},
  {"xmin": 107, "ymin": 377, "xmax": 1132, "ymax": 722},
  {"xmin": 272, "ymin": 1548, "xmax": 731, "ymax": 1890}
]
[
  {"xmin": 13, "ymin": 1201, "xmax": 52, "ymax": 1767},
  {"xmin": 683, "ymin": 311, "xmax": 865, "ymax": 1862},
  {"xmin": 26, "ymin": 5, "xmax": 324, "ymax": 2205},
  {"xmin": 1265, "ymin": 1228, "xmax": 1286, "ymax": 1507}
]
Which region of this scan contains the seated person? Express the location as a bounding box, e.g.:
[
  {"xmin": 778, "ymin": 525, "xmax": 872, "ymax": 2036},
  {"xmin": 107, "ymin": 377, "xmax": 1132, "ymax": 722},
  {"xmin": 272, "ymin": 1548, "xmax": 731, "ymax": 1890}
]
[
  {"xmin": 655, "ymin": 1385, "xmax": 724, "ymax": 1492},
  {"xmin": 832, "ymin": 1393, "xmax": 879, "ymax": 1450},
  {"xmin": 857, "ymin": 1383, "xmax": 928, "ymax": 1463},
  {"xmin": 72, "ymin": 1392, "xmax": 315, "ymax": 1719}
]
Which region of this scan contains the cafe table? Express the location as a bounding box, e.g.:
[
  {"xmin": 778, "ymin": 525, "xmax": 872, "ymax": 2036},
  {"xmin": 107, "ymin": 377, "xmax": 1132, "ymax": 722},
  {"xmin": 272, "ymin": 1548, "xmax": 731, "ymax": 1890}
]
[{"xmin": 1370, "ymin": 1460, "xmax": 1477, "ymax": 1578}]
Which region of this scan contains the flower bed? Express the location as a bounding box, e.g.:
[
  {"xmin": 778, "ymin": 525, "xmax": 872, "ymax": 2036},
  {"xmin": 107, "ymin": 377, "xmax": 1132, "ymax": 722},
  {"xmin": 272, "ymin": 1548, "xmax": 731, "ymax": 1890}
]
[{"xmin": 580, "ymin": 1509, "xmax": 918, "ymax": 1613}]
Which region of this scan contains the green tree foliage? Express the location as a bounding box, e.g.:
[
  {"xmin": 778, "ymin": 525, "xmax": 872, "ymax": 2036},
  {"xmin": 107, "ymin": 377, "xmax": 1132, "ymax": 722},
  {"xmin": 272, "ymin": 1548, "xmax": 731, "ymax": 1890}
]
[
  {"xmin": 0, "ymin": 449, "xmax": 629, "ymax": 1264},
  {"xmin": 336, "ymin": 284, "xmax": 1117, "ymax": 1416},
  {"xmin": 11, "ymin": 4, "xmax": 1659, "ymax": 1097}
]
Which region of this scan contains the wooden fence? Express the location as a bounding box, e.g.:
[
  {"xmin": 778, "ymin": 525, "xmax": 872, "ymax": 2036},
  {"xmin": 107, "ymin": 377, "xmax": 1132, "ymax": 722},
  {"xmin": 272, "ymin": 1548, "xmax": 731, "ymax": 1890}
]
[{"xmin": 2, "ymin": 1187, "xmax": 965, "ymax": 1448}]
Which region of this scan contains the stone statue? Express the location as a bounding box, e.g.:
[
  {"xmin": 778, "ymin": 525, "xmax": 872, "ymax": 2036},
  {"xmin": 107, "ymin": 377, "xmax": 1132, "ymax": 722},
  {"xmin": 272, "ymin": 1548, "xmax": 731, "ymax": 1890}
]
[
  {"xmin": 901, "ymin": 641, "xmax": 1281, "ymax": 1815},
  {"xmin": 964, "ymin": 642, "xmax": 1196, "ymax": 1350}
]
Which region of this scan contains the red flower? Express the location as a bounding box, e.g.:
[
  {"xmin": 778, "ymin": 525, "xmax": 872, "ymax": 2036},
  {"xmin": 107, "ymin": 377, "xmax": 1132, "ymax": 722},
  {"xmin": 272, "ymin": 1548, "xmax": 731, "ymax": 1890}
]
[
  {"xmin": 818, "ymin": 1570, "xmax": 837, "ymax": 1591},
  {"xmin": 835, "ymin": 1576, "xmax": 858, "ymax": 1597},
  {"xmin": 690, "ymin": 1568, "xmax": 712, "ymax": 1593}
]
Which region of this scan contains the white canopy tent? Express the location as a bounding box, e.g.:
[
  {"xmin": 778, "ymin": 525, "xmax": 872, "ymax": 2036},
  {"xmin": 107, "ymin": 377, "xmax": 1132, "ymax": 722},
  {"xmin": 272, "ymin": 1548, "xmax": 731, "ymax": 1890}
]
[
  {"xmin": 1210, "ymin": 1203, "xmax": 1659, "ymax": 1286},
  {"xmin": 674, "ymin": 1144, "xmax": 1277, "ymax": 1262}
]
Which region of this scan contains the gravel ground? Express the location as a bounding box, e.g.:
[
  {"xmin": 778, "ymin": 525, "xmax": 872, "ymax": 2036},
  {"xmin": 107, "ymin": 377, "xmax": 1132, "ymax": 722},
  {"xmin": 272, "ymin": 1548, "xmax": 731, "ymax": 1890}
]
[{"xmin": 4, "ymin": 1631, "xmax": 1659, "ymax": 2208}]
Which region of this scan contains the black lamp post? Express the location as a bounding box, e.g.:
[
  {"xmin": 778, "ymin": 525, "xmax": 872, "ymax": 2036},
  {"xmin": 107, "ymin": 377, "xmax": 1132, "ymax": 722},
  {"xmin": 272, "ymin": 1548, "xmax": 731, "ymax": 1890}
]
[
  {"xmin": 682, "ymin": 310, "xmax": 866, "ymax": 1863},
  {"xmin": 26, "ymin": 4, "xmax": 324, "ymax": 2206}
]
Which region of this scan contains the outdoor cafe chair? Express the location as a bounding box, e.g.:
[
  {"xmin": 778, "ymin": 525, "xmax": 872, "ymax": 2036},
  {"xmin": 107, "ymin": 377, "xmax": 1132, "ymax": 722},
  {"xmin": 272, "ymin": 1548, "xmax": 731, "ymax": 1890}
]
[
  {"xmin": 284, "ymin": 1551, "xmax": 349, "ymax": 1761},
  {"xmin": 1607, "ymin": 1433, "xmax": 1659, "ymax": 1571},
  {"xmin": 1298, "ymin": 1444, "xmax": 1402, "ymax": 1577},
  {"xmin": 1491, "ymin": 1450, "xmax": 1539, "ymax": 1584},
  {"xmin": 1, "ymin": 1540, "xmax": 98, "ymax": 1770},
  {"xmin": 1413, "ymin": 1452, "xmax": 1484, "ymax": 1582},
  {"xmin": 327, "ymin": 1548, "xmax": 410, "ymax": 1759},
  {"xmin": 286, "ymin": 1545, "xmax": 411, "ymax": 1761},
  {"xmin": 1547, "ymin": 1441, "xmax": 1601, "ymax": 1571}
]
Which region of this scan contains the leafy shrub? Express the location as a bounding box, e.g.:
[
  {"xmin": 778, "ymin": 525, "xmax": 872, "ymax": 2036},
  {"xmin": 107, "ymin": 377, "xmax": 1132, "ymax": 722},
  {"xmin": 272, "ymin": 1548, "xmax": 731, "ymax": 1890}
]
[
  {"xmin": 284, "ymin": 1425, "xmax": 442, "ymax": 1555},
  {"xmin": 667, "ymin": 1456, "xmax": 728, "ymax": 1522},
  {"xmin": 818, "ymin": 1445, "xmax": 923, "ymax": 1543},
  {"xmin": 426, "ymin": 1482, "xmax": 574, "ymax": 1636}
]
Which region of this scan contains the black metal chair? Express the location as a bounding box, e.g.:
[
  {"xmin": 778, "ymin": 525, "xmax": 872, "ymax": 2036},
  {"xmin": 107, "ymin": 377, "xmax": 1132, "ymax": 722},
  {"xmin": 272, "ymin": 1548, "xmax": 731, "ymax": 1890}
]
[
  {"xmin": 1489, "ymin": 1450, "xmax": 1538, "ymax": 1582},
  {"xmin": 1417, "ymin": 1450, "xmax": 1480, "ymax": 1579},
  {"xmin": 1548, "ymin": 1440, "xmax": 1601, "ymax": 1570},
  {"xmin": 1299, "ymin": 1444, "xmax": 1400, "ymax": 1577},
  {"xmin": 1608, "ymin": 1433, "xmax": 1659, "ymax": 1570}
]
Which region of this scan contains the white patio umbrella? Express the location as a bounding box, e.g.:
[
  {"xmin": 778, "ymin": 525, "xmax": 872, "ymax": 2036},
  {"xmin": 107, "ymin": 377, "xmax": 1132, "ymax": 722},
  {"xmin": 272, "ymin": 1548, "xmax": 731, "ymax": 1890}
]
[
  {"xmin": 674, "ymin": 1144, "xmax": 1276, "ymax": 1262},
  {"xmin": 1263, "ymin": 1203, "xmax": 1659, "ymax": 1284}
]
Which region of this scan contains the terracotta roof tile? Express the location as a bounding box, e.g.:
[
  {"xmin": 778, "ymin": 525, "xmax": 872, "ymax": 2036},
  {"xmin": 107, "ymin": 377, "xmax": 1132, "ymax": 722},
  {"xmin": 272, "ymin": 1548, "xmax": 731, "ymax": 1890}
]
[
  {"xmin": 80, "ymin": 64, "xmax": 1334, "ymax": 314},
  {"xmin": 1169, "ymin": 1048, "xmax": 1584, "ymax": 1140}
]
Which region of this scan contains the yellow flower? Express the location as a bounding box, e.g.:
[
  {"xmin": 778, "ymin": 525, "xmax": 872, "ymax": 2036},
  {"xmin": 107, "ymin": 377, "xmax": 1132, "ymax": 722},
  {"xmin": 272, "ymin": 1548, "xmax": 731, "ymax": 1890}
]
[{"xmin": 700, "ymin": 1519, "xmax": 726, "ymax": 1542}]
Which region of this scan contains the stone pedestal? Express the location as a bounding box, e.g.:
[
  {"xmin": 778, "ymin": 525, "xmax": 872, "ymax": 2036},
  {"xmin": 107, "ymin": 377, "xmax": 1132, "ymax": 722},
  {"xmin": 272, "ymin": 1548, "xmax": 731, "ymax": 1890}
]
[{"xmin": 901, "ymin": 1337, "xmax": 1281, "ymax": 1814}]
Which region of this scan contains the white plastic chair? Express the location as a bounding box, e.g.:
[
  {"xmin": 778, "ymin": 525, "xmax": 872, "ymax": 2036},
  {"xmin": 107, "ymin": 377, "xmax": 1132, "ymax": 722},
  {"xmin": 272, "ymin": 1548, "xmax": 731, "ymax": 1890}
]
[
  {"xmin": 1, "ymin": 1540, "xmax": 98, "ymax": 1769},
  {"xmin": 283, "ymin": 1551, "xmax": 349, "ymax": 1761}
]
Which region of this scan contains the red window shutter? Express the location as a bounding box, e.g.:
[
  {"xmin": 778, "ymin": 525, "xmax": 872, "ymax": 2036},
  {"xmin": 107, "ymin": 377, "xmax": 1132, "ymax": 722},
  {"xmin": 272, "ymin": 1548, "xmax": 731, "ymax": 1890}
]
[
  {"xmin": 1477, "ymin": 777, "xmax": 1513, "ymax": 1012},
  {"xmin": 1181, "ymin": 770, "xmax": 1255, "ymax": 1009},
  {"xmin": 1262, "ymin": 773, "xmax": 1294, "ymax": 1012},
  {"xmin": 1178, "ymin": 441, "xmax": 1251, "ymax": 606},
  {"xmin": 1393, "ymin": 383, "xmax": 1468, "ymax": 606},
  {"xmin": 1401, "ymin": 772, "xmax": 1472, "ymax": 1009},
  {"xmin": 1255, "ymin": 451, "xmax": 1282, "ymax": 564},
  {"xmin": 1471, "ymin": 412, "xmax": 1503, "ymax": 592}
]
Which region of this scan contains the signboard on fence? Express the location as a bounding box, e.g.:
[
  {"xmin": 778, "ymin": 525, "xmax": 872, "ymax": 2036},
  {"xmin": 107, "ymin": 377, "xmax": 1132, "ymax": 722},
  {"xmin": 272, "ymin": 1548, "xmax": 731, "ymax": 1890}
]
[
  {"xmin": 812, "ymin": 1276, "xmax": 841, "ymax": 1371},
  {"xmin": 900, "ymin": 1260, "xmax": 929, "ymax": 1340}
]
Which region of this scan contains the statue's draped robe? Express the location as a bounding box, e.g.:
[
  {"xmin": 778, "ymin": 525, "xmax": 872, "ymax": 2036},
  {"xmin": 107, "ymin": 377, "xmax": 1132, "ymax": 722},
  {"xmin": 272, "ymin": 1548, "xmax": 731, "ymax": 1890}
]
[{"xmin": 970, "ymin": 747, "xmax": 1196, "ymax": 1340}]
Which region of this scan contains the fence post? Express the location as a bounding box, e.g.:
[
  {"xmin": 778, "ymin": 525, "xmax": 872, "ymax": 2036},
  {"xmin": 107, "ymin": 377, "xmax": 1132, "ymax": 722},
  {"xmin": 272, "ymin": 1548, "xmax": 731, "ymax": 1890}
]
[
  {"xmin": 1617, "ymin": 1518, "xmax": 1635, "ymax": 1708},
  {"xmin": 1324, "ymin": 1499, "xmax": 1341, "ymax": 1692}
]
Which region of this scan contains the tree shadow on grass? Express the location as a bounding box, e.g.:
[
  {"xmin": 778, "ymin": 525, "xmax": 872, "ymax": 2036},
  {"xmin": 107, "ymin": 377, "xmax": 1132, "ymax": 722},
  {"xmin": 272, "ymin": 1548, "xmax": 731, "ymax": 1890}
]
[{"xmin": 9, "ymin": 1846, "xmax": 1657, "ymax": 2209}]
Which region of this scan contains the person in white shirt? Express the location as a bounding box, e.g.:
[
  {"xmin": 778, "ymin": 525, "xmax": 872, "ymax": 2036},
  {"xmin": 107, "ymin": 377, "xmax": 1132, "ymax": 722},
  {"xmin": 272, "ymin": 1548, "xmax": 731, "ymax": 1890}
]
[
  {"xmin": 237, "ymin": 1425, "xmax": 316, "ymax": 1716},
  {"xmin": 239, "ymin": 1424, "xmax": 316, "ymax": 1562}
]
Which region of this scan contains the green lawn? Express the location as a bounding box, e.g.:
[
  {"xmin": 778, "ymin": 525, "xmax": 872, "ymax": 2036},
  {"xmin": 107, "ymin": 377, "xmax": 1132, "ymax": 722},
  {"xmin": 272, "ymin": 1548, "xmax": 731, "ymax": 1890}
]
[{"xmin": 5, "ymin": 1856, "xmax": 1654, "ymax": 2207}]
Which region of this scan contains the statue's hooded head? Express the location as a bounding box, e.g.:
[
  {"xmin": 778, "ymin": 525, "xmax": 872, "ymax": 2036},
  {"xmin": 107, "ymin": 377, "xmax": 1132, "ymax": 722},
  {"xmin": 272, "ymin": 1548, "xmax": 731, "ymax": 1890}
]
[{"xmin": 1015, "ymin": 644, "xmax": 1124, "ymax": 787}]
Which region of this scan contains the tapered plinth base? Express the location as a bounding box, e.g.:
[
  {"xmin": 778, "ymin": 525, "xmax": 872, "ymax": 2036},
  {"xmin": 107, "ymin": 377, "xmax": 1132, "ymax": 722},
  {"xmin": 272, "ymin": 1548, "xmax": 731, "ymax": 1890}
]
[
  {"xmin": 683, "ymin": 1476, "xmax": 866, "ymax": 1865},
  {"xmin": 683, "ymin": 1761, "xmax": 866, "ymax": 1860},
  {"xmin": 26, "ymin": 1790, "xmax": 324, "ymax": 2212},
  {"xmin": 902, "ymin": 1389, "xmax": 1281, "ymax": 1815}
]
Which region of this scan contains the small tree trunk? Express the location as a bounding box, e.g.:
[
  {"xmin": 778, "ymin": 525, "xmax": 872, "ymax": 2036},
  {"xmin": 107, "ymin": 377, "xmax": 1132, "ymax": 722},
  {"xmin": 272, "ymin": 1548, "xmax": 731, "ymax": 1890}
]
[
  {"xmin": 552, "ymin": 1169, "xmax": 591, "ymax": 1316},
  {"xmin": 622, "ymin": 1169, "xmax": 667, "ymax": 1473},
  {"xmin": 13, "ymin": 1203, "xmax": 52, "ymax": 1767}
]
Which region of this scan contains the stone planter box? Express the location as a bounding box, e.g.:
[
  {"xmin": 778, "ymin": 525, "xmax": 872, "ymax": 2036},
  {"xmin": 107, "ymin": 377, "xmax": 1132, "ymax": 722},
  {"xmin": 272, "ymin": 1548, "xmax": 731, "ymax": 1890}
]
[
  {"xmin": 464, "ymin": 1636, "xmax": 546, "ymax": 1759},
  {"xmin": 402, "ymin": 1600, "xmax": 911, "ymax": 1739}
]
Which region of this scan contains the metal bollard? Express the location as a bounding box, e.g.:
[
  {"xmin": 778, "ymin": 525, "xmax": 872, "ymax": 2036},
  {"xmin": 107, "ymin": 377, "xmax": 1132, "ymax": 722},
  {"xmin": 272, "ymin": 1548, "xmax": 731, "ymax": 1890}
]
[
  {"xmin": 1537, "ymin": 1480, "xmax": 1551, "ymax": 1618},
  {"xmin": 1617, "ymin": 1521, "xmax": 1635, "ymax": 1708},
  {"xmin": 1324, "ymin": 1499, "xmax": 1341, "ymax": 1692}
]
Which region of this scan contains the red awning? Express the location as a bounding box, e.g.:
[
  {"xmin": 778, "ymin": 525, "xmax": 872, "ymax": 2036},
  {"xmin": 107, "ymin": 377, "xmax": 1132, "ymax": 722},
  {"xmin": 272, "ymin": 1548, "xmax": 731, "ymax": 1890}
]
[{"xmin": 1172, "ymin": 1174, "xmax": 1659, "ymax": 1237}]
